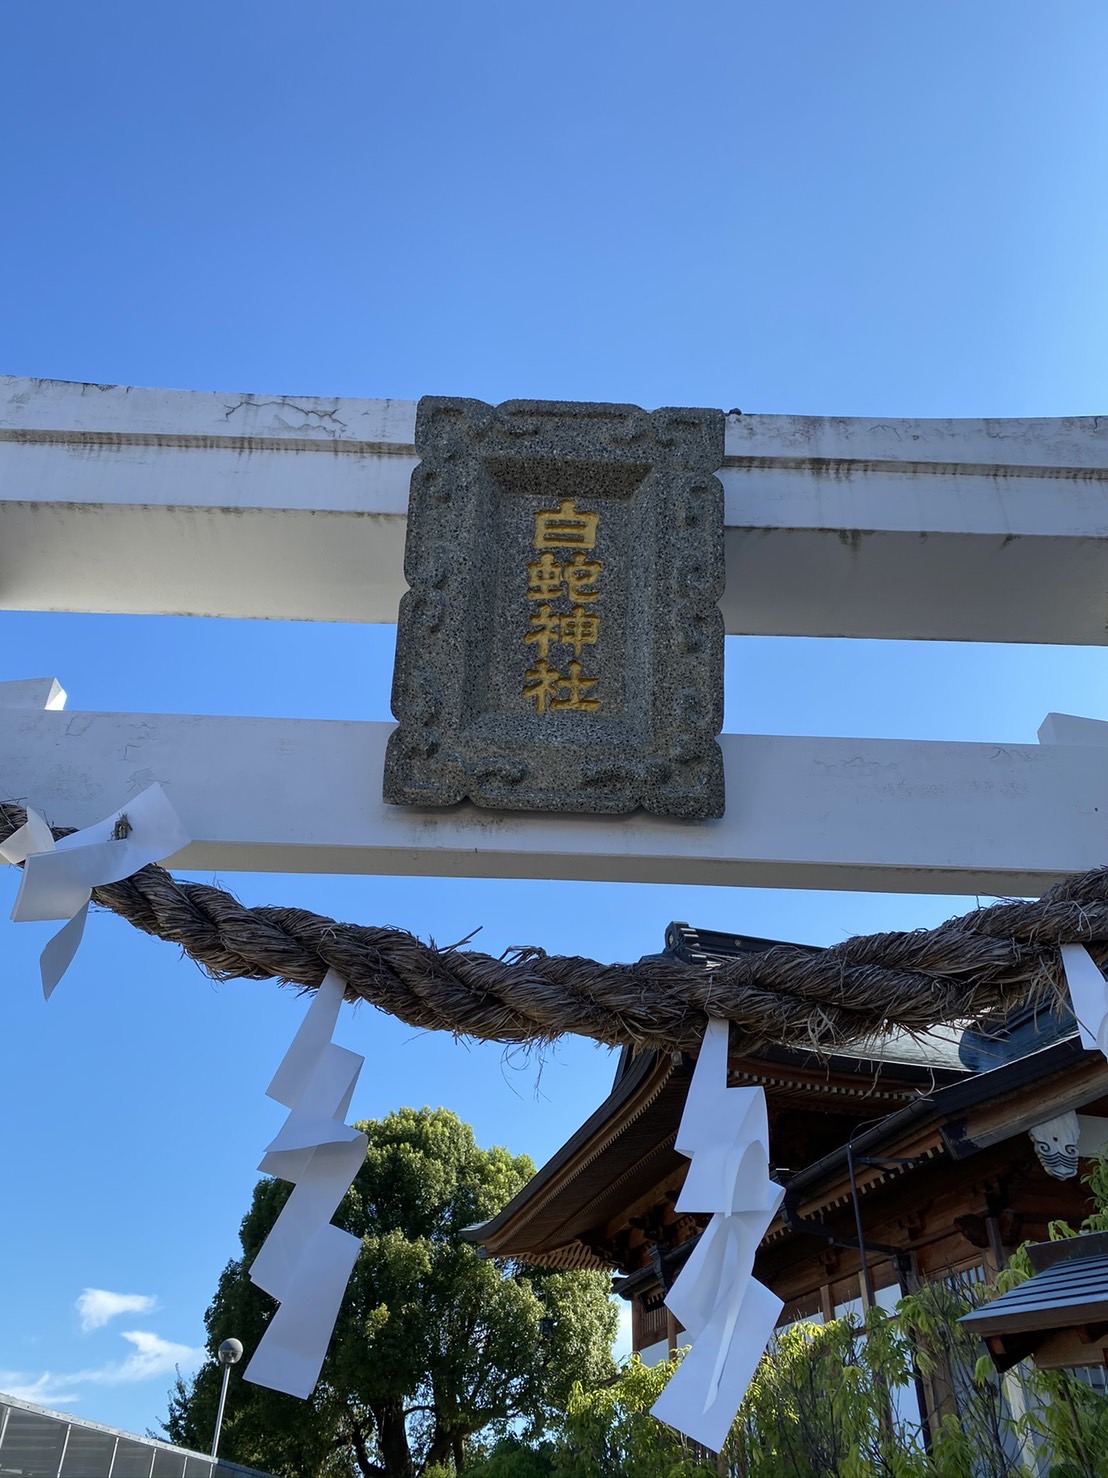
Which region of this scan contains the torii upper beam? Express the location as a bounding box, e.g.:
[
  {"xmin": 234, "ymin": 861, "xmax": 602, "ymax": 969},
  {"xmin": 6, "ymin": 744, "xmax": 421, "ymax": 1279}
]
[{"xmin": 4, "ymin": 376, "xmax": 1108, "ymax": 642}]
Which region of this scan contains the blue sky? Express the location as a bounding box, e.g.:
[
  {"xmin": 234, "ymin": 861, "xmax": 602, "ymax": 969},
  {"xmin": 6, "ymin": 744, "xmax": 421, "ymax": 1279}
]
[{"xmin": 3, "ymin": 0, "xmax": 1108, "ymax": 1442}]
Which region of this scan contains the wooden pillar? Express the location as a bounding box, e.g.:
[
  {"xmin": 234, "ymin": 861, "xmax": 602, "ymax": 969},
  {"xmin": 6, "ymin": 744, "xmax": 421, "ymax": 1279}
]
[
  {"xmin": 630, "ymin": 1296, "xmax": 643, "ymax": 1355},
  {"xmin": 985, "ymin": 1215, "xmax": 1008, "ymax": 1278},
  {"xmin": 819, "ymin": 1281, "xmax": 835, "ymax": 1323},
  {"xmin": 857, "ymin": 1262, "xmax": 875, "ymax": 1315}
]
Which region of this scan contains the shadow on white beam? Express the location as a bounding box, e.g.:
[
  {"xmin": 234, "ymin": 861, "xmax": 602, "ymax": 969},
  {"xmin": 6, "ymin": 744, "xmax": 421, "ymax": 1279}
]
[{"xmin": 1, "ymin": 697, "xmax": 1104, "ymax": 896}]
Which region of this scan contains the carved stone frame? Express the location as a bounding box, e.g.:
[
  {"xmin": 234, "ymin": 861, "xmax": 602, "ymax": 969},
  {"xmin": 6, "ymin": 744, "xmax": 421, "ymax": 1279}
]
[{"xmin": 384, "ymin": 397, "xmax": 725, "ymax": 818}]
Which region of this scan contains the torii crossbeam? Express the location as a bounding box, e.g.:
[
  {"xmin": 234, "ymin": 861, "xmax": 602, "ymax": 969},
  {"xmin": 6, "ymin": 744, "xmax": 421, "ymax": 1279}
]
[{"xmin": 3, "ymin": 374, "xmax": 1108, "ymax": 896}]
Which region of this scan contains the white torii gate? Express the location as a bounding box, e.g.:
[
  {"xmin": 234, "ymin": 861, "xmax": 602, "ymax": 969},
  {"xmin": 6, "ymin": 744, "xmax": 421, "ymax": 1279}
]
[{"xmin": 3, "ymin": 373, "xmax": 1108, "ymax": 897}]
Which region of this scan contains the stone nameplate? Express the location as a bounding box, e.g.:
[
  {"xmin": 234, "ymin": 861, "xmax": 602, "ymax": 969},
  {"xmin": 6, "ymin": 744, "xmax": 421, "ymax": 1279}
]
[{"xmin": 384, "ymin": 397, "xmax": 725, "ymax": 818}]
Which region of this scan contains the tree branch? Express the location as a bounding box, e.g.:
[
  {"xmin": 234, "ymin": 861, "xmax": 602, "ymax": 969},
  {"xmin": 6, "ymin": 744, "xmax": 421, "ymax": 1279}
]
[{"xmin": 346, "ymin": 1416, "xmax": 385, "ymax": 1478}]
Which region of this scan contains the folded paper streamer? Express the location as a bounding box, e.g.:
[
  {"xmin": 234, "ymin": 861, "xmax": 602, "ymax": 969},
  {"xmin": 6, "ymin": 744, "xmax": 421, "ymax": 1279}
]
[
  {"xmin": 652, "ymin": 1018, "xmax": 785, "ymax": 1453},
  {"xmin": 244, "ymin": 968, "xmax": 368, "ymax": 1399},
  {"xmin": 1061, "ymin": 944, "xmax": 1108, "ymax": 1057},
  {"xmin": 0, "ymin": 784, "xmax": 190, "ymax": 997}
]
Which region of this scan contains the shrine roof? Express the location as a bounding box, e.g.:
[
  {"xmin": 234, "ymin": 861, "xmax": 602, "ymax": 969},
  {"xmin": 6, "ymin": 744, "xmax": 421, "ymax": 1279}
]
[
  {"xmin": 464, "ymin": 1047, "xmax": 692, "ymax": 1269},
  {"xmin": 773, "ymin": 1033, "xmax": 1106, "ymax": 1227},
  {"xmin": 469, "ymin": 917, "xmax": 1108, "ymax": 1273},
  {"xmin": 960, "ymin": 1233, "xmax": 1108, "ymax": 1370},
  {"xmin": 466, "ymin": 923, "xmax": 978, "ymax": 1269}
]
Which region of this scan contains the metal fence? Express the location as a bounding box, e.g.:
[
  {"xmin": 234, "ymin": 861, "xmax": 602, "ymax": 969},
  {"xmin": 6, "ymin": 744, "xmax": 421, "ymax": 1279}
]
[{"xmin": 0, "ymin": 1393, "xmax": 274, "ymax": 1478}]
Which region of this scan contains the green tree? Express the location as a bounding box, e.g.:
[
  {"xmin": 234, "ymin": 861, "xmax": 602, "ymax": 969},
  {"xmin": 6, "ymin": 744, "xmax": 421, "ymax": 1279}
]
[
  {"xmin": 166, "ymin": 1107, "xmax": 617, "ymax": 1478},
  {"xmin": 558, "ymin": 1353, "xmax": 714, "ymax": 1478},
  {"xmin": 534, "ymin": 1270, "xmax": 1108, "ymax": 1478}
]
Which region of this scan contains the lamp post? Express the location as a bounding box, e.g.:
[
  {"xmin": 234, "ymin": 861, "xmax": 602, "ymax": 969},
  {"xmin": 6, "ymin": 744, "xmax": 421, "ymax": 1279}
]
[{"xmin": 210, "ymin": 1338, "xmax": 243, "ymax": 1461}]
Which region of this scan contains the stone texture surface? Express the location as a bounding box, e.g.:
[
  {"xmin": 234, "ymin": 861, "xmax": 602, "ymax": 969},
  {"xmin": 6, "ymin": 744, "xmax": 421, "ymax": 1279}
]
[{"xmin": 384, "ymin": 397, "xmax": 725, "ymax": 818}]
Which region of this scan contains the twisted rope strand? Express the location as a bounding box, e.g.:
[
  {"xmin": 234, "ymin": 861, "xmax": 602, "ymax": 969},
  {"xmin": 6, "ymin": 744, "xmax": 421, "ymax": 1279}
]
[{"xmin": 0, "ymin": 800, "xmax": 1097, "ymax": 1052}]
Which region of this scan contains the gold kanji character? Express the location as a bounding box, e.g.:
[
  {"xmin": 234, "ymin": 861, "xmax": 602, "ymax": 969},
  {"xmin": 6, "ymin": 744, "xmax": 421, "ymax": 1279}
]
[
  {"xmin": 533, "ymin": 498, "xmax": 600, "ymax": 550},
  {"xmin": 564, "ymin": 552, "xmax": 603, "ymax": 603},
  {"xmin": 522, "ymin": 659, "xmax": 562, "ymax": 715},
  {"xmin": 527, "ymin": 551, "xmax": 565, "ymax": 602},
  {"xmin": 523, "ymin": 603, "xmax": 559, "ymax": 660},
  {"xmin": 557, "ymin": 605, "xmax": 600, "ymax": 659},
  {"xmin": 550, "ymin": 660, "xmax": 601, "ymax": 712}
]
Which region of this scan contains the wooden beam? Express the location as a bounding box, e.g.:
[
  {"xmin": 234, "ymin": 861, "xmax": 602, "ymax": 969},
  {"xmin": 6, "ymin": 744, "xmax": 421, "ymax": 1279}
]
[{"xmin": 943, "ymin": 1058, "xmax": 1108, "ymax": 1159}]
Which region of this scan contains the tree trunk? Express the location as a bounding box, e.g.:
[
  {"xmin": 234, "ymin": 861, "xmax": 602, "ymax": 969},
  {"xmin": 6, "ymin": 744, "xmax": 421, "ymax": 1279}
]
[
  {"xmin": 422, "ymin": 1425, "xmax": 471, "ymax": 1473},
  {"xmin": 371, "ymin": 1399, "xmax": 415, "ymax": 1478},
  {"xmin": 422, "ymin": 1426, "xmax": 453, "ymax": 1472}
]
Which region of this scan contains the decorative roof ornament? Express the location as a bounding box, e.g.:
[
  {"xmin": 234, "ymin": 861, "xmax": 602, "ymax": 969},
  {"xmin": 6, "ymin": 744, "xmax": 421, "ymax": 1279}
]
[{"xmin": 1028, "ymin": 1111, "xmax": 1080, "ymax": 1180}]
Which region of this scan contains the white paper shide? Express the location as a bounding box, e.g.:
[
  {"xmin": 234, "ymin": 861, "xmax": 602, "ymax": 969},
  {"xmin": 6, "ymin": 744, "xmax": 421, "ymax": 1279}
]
[
  {"xmin": 244, "ymin": 969, "xmax": 368, "ymax": 1400},
  {"xmin": 1061, "ymin": 943, "xmax": 1108, "ymax": 1058},
  {"xmin": 0, "ymin": 783, "xmax": 190, "ymax": 996},
  {"xmin": 2, "ymin": 780, "xmax": 366, "ymax": 1400},
  {"xmin": 651, "ymin": 1018, "xmax": 784, "ymax": 1453}
]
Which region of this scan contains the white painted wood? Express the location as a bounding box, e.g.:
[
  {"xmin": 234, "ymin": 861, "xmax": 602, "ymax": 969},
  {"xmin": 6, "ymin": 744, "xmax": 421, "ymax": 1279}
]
[
  {"xmin": 1038, "ymin": 712, "xmax": 1108, "ymax": 746},
  {"xmin": 0, "ymin": 678, "xmax": 65, "ymax": 710},
  {"xmin": 5, "ymin": 376, "xmax": 1108, "ymax": 640},
  {"xmin": 0, "ymin": 375, "xmax": 418, "ymax": 444},
  {"xmin": 0, "ymin": 378, "xmax": 415, "ymax": 624},
  {"xmin": 2, "ymin": 706, "xmax": 1105, "ymax": 894}
]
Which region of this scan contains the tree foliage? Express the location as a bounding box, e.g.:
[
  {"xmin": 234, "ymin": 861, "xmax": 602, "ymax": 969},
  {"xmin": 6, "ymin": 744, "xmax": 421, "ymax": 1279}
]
[
  {"xmin": 468, "ymin": 1274, "xmax": 1108, "ymax": 1478},
  {"xmin": 477, "ymin": 1154, "xmax": 1108, "ymax": 1477},
  {"xmin": 166, "ymin": 1107, "xmax": 617, "ymax": 1478}
]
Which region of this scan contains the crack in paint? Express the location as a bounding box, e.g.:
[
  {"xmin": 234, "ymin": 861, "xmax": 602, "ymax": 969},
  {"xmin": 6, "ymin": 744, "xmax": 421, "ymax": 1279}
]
[{"xmin": 222, "ymin": 398, "xmax": 349, "ymax": 437}]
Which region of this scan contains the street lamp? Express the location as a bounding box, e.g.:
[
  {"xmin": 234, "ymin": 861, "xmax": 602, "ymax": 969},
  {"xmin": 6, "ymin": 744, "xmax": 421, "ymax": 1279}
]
[{"xmin": 211, "ymin": 1338, "xmax": 243, "ymax": 1461}]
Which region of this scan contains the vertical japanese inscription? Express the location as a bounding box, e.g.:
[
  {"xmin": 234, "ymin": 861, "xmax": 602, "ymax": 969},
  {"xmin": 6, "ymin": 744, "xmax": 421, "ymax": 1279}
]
[{"xmin": 522, "ymin": 498, "xmax": 603, "ymax": 714}]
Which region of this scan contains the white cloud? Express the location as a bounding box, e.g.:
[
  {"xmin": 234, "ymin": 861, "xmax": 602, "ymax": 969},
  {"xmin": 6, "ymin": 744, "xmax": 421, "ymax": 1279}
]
[
  {"xmin": 76, "ymin": 1289, "xmax": 158, "ymax": 1332},
  {"xmin": 0, "ymin": 1371, "xmax": 81, "ymax": 1407},
  {"xmin": 0, "ymin": 1331, "xmax": 207, "ymax": 1413},
  {"xmin": 77, "ymin": 1331, "xmax": 206, "ymax": 1385}
]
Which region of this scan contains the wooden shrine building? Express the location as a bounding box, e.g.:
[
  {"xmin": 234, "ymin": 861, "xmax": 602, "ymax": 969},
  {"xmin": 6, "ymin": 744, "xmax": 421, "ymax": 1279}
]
[{"xmin": 468, "ymin": 923, "xmax": 1108, "ymax": 1365}]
